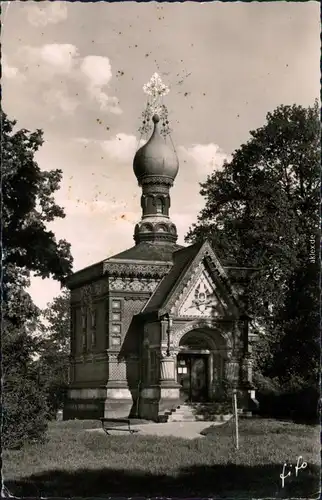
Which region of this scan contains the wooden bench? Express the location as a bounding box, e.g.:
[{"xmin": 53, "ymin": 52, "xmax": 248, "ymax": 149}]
[{"xmin": 100, "ymin": 417, "xmax": 138, "ymax": 435}]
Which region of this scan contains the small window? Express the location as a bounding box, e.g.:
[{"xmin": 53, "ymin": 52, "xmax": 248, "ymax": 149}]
[
  {"xmin": 112, "ymin": 299, "xmax": 121, "ymax": 310},
  {"xmin": 91, "ymin": 309, "xmax": 97, "ymax": 328},
  {"xmin": 71, "ymin": 309, "xmax": 77, "ymax": 347},
  {"xmin": 112, "ymin": 312, "xmax": 121, "ymax": 321},
  {"xmin": 111, "ymin": 336, "xmax": 121, "ymax": 346},
  {"xmin": 155, "ymin": 198, "xmax": 164, "ymax": 214},
  {"xmin": 81, "ymin": 311, "xmax": 87, "ymax": 349},
  {"xmin": 81, "ymin": 311, "xmax": 87, "ymax": 330},
  {"xmin": 82, "ymin": 328, "xmax": 87, "ymax": 348},
  {"xmin": 111, "ymin": 324, "xmax": 121, "ymax": 334}
]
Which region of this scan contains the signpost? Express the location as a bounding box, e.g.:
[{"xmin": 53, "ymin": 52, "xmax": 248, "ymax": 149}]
[
  {"xmin": 227, "ymin": 357, "xmax": 240, "ymax": 450},
  {"xmin": 232, "ymin": 388, "xmax": 239, "ymax": 450}
]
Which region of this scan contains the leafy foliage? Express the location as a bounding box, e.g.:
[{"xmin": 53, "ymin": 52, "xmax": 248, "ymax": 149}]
[
  {"xmin": 37, "ymin": 289, "xmax": 71, "ymax": 418},
  {"xmin": 2, "ymin": 111, "xmax": 73, "ymax": 448},
  {"xmin": 186, "ymin": 102, "xmax": 320, "ymax": 404},
  {"xmin": 2, "ymin": 112, "xmax": 72, "ymax": 280},
  {"xmin": 2, "ymin": 364, "xmax": 49, "ymax": 450}
]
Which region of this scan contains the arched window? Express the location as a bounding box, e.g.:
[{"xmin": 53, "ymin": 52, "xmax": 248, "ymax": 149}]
[{"xmin": 155, "ymin": 197, "xmax": 165, "ymax": 214}]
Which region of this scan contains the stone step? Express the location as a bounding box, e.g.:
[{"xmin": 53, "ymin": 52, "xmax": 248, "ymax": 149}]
[
  {"xmin": 165, "ymin": 403, "xmax": 233, "ymax": 422},
  {"xmin": 168, "ymin": 414, "xmax": 232, "ymax": 422},
  {"xmin": 169, "ymin": 417, "xmax": 194, "ymax": 421}
]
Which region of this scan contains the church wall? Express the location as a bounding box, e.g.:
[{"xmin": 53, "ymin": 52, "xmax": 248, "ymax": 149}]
[
  {"xmin": 64, "ymin": 400, "xmax": 105, "ymax": 420},
  {"xmin": 74, "ymin": 359, "xmax": 108, "ymax": 382},
  {"xmin": 68, "ymin": 282, "xmax": 110, "ymax": 407},
  {"xmin": 104, "ymin": 295, "xmax": 150, "ymax": 418},
  {"xmin": 106, "ymin": 296, "xmax": 148, "ymax": 352},
  {"xmin": 92, "ymin": 299, "xmax": 107, "ymax": 352},
  {"xmin": 73, "ymin": 308, "xmax": 83, "ymax": 355},
  {"xmin": 146, "ymin": 321, "xmax": 162, "ymax": 347},
  {"xmin": 70, "ymin": 278, "xmax": 109, "ymax": 305},
  {"xmin": 70, "ymin": 280, "xmax": 110, "ymax": 355},
  {"xmin": 121, "ymin": 297, "xmax": 147, "ymax": 342}
]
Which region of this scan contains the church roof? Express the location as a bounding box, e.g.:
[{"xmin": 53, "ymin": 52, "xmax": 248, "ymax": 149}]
[
  {"xmin": 109, "ymin": 241, "xmax": 183, "ymax": 262},
  {"xmin": 141, "ymin": 239, "xmax": 246, "ymax": 318},
  {"xmin": 142, "ymin": 240, "xmax": 204, "ymax": 314}
]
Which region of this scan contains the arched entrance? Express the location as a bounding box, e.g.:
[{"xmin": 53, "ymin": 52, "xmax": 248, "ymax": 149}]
[{"xmin": 176, "ymin": 327, "xmax": 228, "ymax": 403}]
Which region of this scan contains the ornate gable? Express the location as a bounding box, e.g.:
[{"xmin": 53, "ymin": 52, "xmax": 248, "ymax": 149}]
[
  {"xmin": 176, "ymin": 264, "xmax": 226, "ymax": 318},
  {"xmin": 157, "ymin": 240, "xmax": 240, "ymax": 318}
]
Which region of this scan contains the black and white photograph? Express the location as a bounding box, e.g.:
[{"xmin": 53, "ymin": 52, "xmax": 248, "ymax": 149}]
[{"xmin": 2, "ymin": 1, "xmax": 320, "ymax": 498}]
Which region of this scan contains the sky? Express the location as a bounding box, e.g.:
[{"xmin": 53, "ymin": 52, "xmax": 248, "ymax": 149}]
[{"xmin": 2, "ymin": 1, "xmax": 320, "ymax": 309}]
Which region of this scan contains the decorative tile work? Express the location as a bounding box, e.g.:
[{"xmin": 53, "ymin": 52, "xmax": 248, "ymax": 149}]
[
  {"xmin": 104, "ymin": 262, "xmax": 171, "ymax": 278},
  {"xmin": 108, "ymin": 358, "xmax": 127, "ymax": 381},
  {"xmin": 177, "ymin": 265, "xmax": 226, "ymax": 318},
  {"xmin": 109, "ymin": 277, "xmax": 160, "ymax": 292},
  {"xmin": 111, "ymin": 336, "xmax": 121, "ymax": 346},
  {"xmin": 112, "ymin": 299, "xmax": 121, "ymax": 309},
  {"xmin": 111, "ymin": 324, "xmax": 121, "ymax": 334},
  {"xmin": 71, "ymin": 280, "xmax": 109, "ymax": 303}
]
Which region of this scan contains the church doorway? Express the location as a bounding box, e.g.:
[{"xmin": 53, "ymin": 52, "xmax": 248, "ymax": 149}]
[
  {"xmin": 177, "ymin": 353, "xmax": 208, "ymax": 402},
  {"xmin": 175, "ymin": 326, "xmax": 226, "ymax": 403}
]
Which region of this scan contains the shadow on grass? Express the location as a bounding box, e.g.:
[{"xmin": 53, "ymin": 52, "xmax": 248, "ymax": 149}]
[{"xmin": 6, "ymin": 463, "xmax": 320, "ymax": 499}]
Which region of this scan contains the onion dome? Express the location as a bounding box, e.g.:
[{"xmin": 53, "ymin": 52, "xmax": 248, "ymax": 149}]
[{"xmin": 133, "ymin": 115, "xmax": 179, "ymax": 186}]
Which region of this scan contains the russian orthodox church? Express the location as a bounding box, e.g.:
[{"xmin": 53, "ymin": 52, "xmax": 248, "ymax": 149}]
[{"xmin": 64, "ymin": 74, "xmax": 258, "ymax": 421}]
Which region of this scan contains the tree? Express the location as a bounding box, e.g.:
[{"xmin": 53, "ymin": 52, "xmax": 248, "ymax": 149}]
[
  {"xmin": 37, "ymin": 289, "xmax": 71, "ymax": 418},
  {"xmin": 2, "ymin": 111, "xmax": 73, "ymax": 448},
  {"xmin": 186, "ymin": 102, "xmax": 320, "ymax": 414}
]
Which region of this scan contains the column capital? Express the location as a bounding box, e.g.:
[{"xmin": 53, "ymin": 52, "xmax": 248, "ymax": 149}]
[{"xmin": 160, "ymin": 349, "xmax": 178, "ymax": 359}]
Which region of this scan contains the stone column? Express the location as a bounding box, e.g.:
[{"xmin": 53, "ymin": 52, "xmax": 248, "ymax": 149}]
[
  {"xmin": 242, "ymin": 353, "xmax": 253, "ymax": 385},
  {"xmin": 159, "ymin": 350, "xmax": 180, "ymax": 413},
  {"xmin": 239, "ymin": 350, "xmax": 258, "ymax": 414},
  {"xmin": 160, "ymin": 350, "xmax": 176, "ymax": 383},
  {"xmin": 105, "ymin": 352, "xmax": 133, "ymax": 418}
]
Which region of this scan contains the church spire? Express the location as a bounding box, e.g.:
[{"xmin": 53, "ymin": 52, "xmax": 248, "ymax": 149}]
[{"xmin": 133, "ymin": 74, "xmax": 179, "ymax": 245}]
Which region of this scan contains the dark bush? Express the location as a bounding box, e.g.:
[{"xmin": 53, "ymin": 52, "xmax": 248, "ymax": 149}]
[
  {"xmin": 2, "ymin": 367, "xmax": 48, "ymax": 449},
  {"xmin": 254, "ymin": 373, "xmax": 319, "ymax": 423}
]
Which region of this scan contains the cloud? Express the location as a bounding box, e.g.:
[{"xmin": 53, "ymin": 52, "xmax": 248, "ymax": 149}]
[
  {"xmin": 59, "ymin": 199, "xmax": 113, "ymax": 216},
  {"xmin": 80, "ymin": 55, "xmax": 122, "ymax": 114},
  {"xmin": 57, "ymin": 197, "xmax": 138, "ymax": 219},
  {"xmin": 16, "ymin": 45, "xmax": 81, "ymax": 116},
  {"xmin": 101, "ymin": 134, "xmax": 143, "ymax": 163},
  {"xmin": 21, "ymin": 44, "xmax": 79, "ymax": 75},
  {"xmin": 26, "ymin": 2, "xmax": 68, "ymax": 27},
  {"xmin": 43, "ymin": 88, "xmax": 79, "ymax": 115},
  {"xmin": 81, "ymin": 56, "xmax": 112, "ymax": 88},
  {"xmin": 74, "ymin": 134, "xmax": 145, "ymax": 163},
  {"xmin": 2, "ymin": 54, "xmax": 26, "ymax": 81},
  {"xmin": 180, "ymin": 143, "xmax": 232, "ymax": 177},
  {"xmin": 40, "ymin": 44, "xmax": 78, "ymax": 71},
  {"xmin": 7, "ymin": 45, "xmax": 122, "ymax": 118}
]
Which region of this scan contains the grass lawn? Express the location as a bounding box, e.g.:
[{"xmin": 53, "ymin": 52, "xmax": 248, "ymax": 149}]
[{"xmin": 3, "ymin": 417, "xmax": 320, "ymax": 498}]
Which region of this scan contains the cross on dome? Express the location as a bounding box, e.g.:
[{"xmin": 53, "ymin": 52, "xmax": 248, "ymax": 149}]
[
  {"xmin": 143, "ymin": 73, "xmax": 170, "ymax": 98},
  {"xmin": 142, "ymin": 73, "xmax": 170, "ymax": 117}
]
